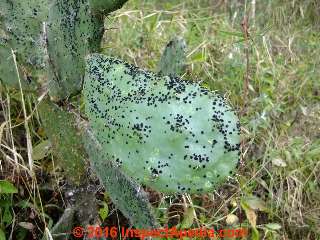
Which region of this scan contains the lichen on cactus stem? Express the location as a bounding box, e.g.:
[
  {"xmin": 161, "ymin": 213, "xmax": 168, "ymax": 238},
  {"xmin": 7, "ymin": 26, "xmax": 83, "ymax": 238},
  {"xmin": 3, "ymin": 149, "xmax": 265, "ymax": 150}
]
[{"xmin": 84, "ymin": 54, "xmax": 241, "ymax": 194}]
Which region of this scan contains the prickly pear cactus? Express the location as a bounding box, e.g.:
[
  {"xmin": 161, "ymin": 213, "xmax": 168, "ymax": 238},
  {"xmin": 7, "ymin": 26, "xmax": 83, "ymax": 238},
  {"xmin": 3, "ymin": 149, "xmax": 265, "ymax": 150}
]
[
  {"xmin": 158, "ymin": 37, "xmax": 187, "ymax": 76},
  {"xmin": 0, "ymin": 0, "xmax": 131, "ymax": 97},
  {"xmin": 46, "ymin": 0, "xmax": 105, "ymax": 100},
  {"xmin": 39, "ymin": 100, "xmax": 87, "ymax": 185},
  {"xmin": 81, "ymin": 122, "xmax": 159, "ymax": 229},
  {"xmin": 84, "ymin": 54, "xmax": 241, "ymax": 194},
  {"xmin": 0, "ymin": 0, "xmax": 48, "ymax": 89},
  {"xmin": 0, "ymin": 46, "xmax": 23, "ymax": 89}
]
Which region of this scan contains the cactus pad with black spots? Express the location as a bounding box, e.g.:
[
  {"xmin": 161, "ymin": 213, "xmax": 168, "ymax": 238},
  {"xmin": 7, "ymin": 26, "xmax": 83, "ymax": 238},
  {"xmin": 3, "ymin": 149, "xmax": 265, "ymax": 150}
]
[
  {"xmin": 47, "ymin": 0, "xmax": 105, "ymax": 100},
  {"xmin": 0, "ymin": 0, "xmax": 48, "ymax": 89},
  {"xmin": 81, "ymin": 123, "xmax": 159, "ymax": 229},
  {"xmin": 84, "ymin": 54, "xmax": 241, "ymax": 194},
  {"xmin": 39, "ymin": 100, "xmax": 87, "ymax": 185}
]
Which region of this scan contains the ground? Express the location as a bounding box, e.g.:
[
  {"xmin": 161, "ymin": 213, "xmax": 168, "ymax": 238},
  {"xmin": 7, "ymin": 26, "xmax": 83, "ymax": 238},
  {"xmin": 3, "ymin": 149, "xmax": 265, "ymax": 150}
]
[{"xmin": 0, "ymin": 0, "xmax": 319, "ymax": 239}]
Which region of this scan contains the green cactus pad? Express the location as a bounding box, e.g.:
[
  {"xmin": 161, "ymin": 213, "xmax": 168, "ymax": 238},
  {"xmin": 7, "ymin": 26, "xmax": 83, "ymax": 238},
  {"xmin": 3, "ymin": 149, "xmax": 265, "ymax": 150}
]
[
  {"xmin": 47, "ymin": 0, "xmax": 105, "ymax": 100},
  {"xmin": 81, "ymin": 123, "xmax": 159, "ymax": 229},
  {"xmin": 84, "ymin": 54, "xmax": 240, "ymax": 194},
  {"xmin": 39, "ymin": 100, "xmax": 87, "ymax": 185},
  {"xmin": 0, "ymin": 0, "xmax": 48, "ymax": 89},
  {"xmin": 0, "ymin": 45, "xmax": 23, "ymax": 89},
  {"xmin": 158, "ymin": 36, "xmax": 187, "ymax": 76}
]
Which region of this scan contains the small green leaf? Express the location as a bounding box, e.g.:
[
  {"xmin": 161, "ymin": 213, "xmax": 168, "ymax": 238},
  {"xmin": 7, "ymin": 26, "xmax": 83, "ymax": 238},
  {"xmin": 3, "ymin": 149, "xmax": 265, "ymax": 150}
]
[
  {"xmin": 307, "ymin": 146, "xmax": 320, "ymax": 157},
  {"xmin": 252, "ymin": 227, "xmax": 260, "ymax": 240},
  {"xmin": 99, "ymin": 202, "xmax": 109, "ymax": 222},
  {"xmin": 0, "ymin": 180, "xmax": 18, "ymax": 194},
  {"xmin": 190, "ymin": 52, "xmax": 205, "ymax": 63},
  {"xmin": 0, "ymin": 199, "xmax": 11, "ymax": 208},
  {"xmin": 242, "ymin": 196, "xmax": 267, "ymax": 211},
  {"xmin": 16, "ymin": 227, "xmax": 28, "ymax": 240},
  {"xmin": 32, "ymin": 140, "xmax": 51, "ymax": 160},
  {"xmin": 218, "ymin": 30, "xmax": 244, "ymax": 38},
  {"xmin": 3, "ymin": 207, "xmax": 13, "ymax": 225},
  {"xmin": 179, "ymin": 207, "xmax": 195, "ymax": 229},
  {"xmin": 16, "ymin": 200, "xmax": 29, "ymax": 209},
  {"xmin": 0, "ymin": 228, "xmax": 6, "ymax": 240},
  {"xmin": 265, "ymin": 223, "xmax": 282, "ymax": 230}
]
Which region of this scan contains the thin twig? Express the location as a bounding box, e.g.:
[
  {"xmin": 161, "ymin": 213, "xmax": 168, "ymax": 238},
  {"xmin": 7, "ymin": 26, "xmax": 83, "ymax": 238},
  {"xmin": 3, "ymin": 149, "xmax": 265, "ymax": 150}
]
[
  {"xmin": 239, "ymin": 15, "xmax": 251, "ymax": 223},
  {"xmin": 251, "ymin": 0, "xmax": 256, "ymax": 27},
  {"xmin": 241, "ymin": 15, "xmax": 250, "ymax": 115},
  {"xmin": 6, "ymin": 93, "xmax": 19, "ymax": 172}
]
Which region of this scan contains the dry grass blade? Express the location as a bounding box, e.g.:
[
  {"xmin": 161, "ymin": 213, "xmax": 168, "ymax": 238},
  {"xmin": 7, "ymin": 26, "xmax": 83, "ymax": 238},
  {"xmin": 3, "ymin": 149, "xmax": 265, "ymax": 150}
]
[{"xmin": 11, "ymin": 49, "xmax": 33, "ymax": 175}]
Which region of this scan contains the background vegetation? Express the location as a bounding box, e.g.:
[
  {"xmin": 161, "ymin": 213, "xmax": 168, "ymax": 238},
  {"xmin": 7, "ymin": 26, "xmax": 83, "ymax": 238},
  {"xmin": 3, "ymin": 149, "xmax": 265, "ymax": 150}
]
[{"xmin": 1, "ymin": 0, "xmax": 319, "ymax": 239}]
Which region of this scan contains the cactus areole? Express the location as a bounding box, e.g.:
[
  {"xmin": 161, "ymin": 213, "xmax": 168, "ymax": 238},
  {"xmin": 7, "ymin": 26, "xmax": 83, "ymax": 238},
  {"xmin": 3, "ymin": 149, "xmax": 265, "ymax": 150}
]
[{"xmin": 83, "ymin": 54, "xmax": 240, "ymax": 194}]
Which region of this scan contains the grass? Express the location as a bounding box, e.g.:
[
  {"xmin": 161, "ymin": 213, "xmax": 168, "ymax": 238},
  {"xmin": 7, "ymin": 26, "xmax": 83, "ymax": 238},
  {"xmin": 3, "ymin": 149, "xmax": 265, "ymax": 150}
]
[{"xmin": 1, "ymin": 0, "xmax": 319, "ymax": 239}]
